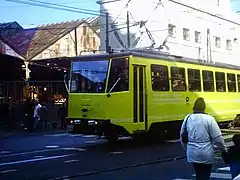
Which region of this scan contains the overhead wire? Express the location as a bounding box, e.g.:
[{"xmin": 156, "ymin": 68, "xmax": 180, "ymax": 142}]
[
  {"xmin": 26, "ymin": 0, "xmax": 99, "ymax": 13},
  {"xmin": 5, "ymin": 0, "xmax": 124, "ymax": 20}
]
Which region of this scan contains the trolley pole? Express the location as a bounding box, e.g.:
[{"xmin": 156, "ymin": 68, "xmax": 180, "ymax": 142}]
[
  {"xmin": 105, "ymin": 12, "xmax": 110, "ymax": 53},
  {"xmin": 74, "ymin": 28, "xmax": 78, "ymax": 56},
  {"xmin": 127, "ymin": 11, "xmax": 130, "ymax": 49}
]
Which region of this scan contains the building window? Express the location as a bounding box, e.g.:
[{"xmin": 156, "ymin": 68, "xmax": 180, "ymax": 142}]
[
  {"xmin": 226, "ymin": 39, "xmax": 232, "ymax": 50},
  {"xmin": 83, "ymin": 26, "xmax": 87, "ymax": 36},
  {"xmin": 151, "ymin": 65, "xmax": 169, "ymax": 91},
  {"xmin": 234, "ymin": 38, "xmax": 238, "ymax": 43},
  {"xmin": 183, "ymin": 28, "xmax": 190, "ymax": 41},
  {"xmin": 195, "ymin": 31, "xmax": 201, "ymax": 43},
  {"xmin": 168, "ymin": 24, "xmax": 176, "ymax": 38},
  {"xmin": 215, "ymin": 37, "xmax": 221, "ymax": 48}
]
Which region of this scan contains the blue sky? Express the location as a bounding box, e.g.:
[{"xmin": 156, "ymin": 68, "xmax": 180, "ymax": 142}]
[
  {"xmin": 0, "ymin": 0, "xmax": 239, "ymax": 28},
  {"xmin": 231, "ymin": 0, "xmax": 240, "ymax": 12},
  {"xmin": 0, "ymin": 0, "xmax": 99, "ymax": 28}
]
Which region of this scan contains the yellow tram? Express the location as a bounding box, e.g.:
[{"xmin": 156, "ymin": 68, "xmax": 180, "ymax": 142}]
[{"xmin": 66, "ymin": 50, "xmax": 240, "ymax": 142}]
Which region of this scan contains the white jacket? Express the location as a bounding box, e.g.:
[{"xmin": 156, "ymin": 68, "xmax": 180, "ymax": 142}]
[
  {"xmin": 180, "ymin": 113, "xmax": 226, "ymax": 164},
  {"xmin": 34, "ymin": 104, "xmax": 42, "ymax": 118}
]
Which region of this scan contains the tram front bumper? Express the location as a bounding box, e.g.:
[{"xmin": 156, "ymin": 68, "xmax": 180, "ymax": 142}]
[{"xmin": 66, "ymin": 118, "xmax": 109, "ymax": 134}]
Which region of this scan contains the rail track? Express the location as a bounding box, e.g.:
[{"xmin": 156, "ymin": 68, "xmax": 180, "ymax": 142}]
[{"xmin": 48, "ymin": 154, "xmax": 186, "ymax": 180}]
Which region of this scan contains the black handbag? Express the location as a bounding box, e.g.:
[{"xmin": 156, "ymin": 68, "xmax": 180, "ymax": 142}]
[{"xmin": 181, "ymin": 114, "xmax": 191, "ymax": 144}]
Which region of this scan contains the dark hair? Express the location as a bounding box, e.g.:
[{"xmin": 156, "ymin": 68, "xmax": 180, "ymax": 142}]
[
  {"xmin": 193, "ymin": 97, "xmax": 206, "ymax": 113},
  {"xmin": 232, "ymin": 134, "xmax": 240, "ymax": 147}
]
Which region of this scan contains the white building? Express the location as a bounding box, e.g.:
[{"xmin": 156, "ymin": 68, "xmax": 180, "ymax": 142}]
[{"xmin": 98, "ymin": 0, "xmax": 240, "ymax": 66}]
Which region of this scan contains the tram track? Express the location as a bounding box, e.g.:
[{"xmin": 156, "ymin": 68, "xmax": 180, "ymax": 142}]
[{"xmin": 48, "ymin": 154, "xmax": 186, "ymax": 180}]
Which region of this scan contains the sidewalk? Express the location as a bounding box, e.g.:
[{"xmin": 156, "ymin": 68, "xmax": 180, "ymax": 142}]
[
  {"xmin": 0, "ymin": 122, "xmax": 67, "ymax": 139},
  {"xmin": 0, "ymin": 129, "xmax": 67, "ymax": 139}
]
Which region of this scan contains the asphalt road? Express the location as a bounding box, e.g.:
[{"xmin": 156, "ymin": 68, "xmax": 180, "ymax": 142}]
[{"xmin": 0, "ymin": 132, "xmax": 235, "ymax": 180}]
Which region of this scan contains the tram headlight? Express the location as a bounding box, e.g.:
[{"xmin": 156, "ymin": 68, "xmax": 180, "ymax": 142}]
[{"xmin": 74, "ymin": 120, "xmax": 81, "ymax": 124}]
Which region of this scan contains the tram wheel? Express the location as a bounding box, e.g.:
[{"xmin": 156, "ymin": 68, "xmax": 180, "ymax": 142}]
[{"xmin": 106, "ymin": 135, "xmax": 118, "ymax": 143}]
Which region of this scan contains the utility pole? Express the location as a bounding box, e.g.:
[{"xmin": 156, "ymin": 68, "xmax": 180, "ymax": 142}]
[
  {"xmin": 127, "ymin": 11, "xmax": 130, "ymax": 49},
  {"xmin": 206, "ymin": 28, "xmax": 209, "ymax": 63},
  {"xmin": 74, "ymin": 28, "xmax": 78, "ymax": 56},
  {"xmin": 105, "ymin": 12, "xmax": 110, "ymax": 53}
]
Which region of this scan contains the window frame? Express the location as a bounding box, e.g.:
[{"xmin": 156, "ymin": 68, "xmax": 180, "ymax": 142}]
[
  {"xmin": 215, "ymin": 71, "xmax": 226, "ymax": 92},
  {"xmin": 168, "ymin": 24, "xmax": 176, "ymax": 38},
  {"xmin": 171, "ymin": 67, "xmax": 186, "ymax": 92},
  {"xmin": 194, "ymin": 31, "xmax": 201, "ymax": 44},
  {"xmin": 202, "ymin": 70, "xmax": 214, "ymax": 92},
  {"xmin": 183, "ymin": 28, "xmax": 190, "ymax": 41},
  {"xmin": 227, "ymin": 73, "xmax": 236, "ymax": 92},
  {"xmin": 188, "ymin": 68, "xmax": 201, "ymax": 92},
  {"xmin": 107, "ymin": 57, "xmax": 129, "ymax": 93},
  {"xmin": 151, "ymin": 64, "xmax": 170, "ymax": 91}
]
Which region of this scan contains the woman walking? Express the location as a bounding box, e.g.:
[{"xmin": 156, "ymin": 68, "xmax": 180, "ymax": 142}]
[{"xmin": 180, "ymin": 97, "xmax": 227, "ymax": 180}]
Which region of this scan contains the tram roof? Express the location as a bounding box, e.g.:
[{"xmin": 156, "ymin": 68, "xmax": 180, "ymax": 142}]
[{"xmin": 73, "ymin": 49, "xmax": 240, "ymax": 71}]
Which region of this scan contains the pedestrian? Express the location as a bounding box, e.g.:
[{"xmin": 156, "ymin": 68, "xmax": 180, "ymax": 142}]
[
  {"xmin": 23, "ymin": 97, "xmax": 35, "ymax": 132},
  {"xmin": 222, "ymin": 134, "xmax": 240, "ymax": 179},
  {"xmin": 38, "ymin": 102, "xmax": 48, "ymax": 132},
  {"xmin": 180, "ymin": 97, "xmax": 227, "ymax": 180},
  {"xmin": 58, "ymin": 102, "xmax": 67, "ymax": 129},
  {"xmin": 33, "ymin": 100, "xmax": 41, "ymax": 130}
]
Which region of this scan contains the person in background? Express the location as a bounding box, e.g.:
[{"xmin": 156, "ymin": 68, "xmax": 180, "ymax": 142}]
[
  {"xmin": 38, "ymin": 101, "xmax": 48, "ymax": 132},
  {"xmin": 58, "ymin": 102, "xmax": 67, "ymax": 130},
  {"xmin": 33, "ymin": 100, "xmax": 41, "ymax": 130},
  {"xmin": 180, "ymin": 97, "xmax": 227, "ymax": 180},
  {"xmin": 222, "ymin": 134, "xmax": 240, "ymax": 179},
  {"xmin": 23, "ymin": 98, "xmax": 35, "ymax": 132}
]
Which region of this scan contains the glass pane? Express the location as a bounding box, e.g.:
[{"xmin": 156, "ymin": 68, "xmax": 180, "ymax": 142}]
[
  {"xmin": 70, "ymin": 60, "xmax": 109, "ymax": 93},
  {"xmin": 107, "ymin": 58, "xmax": 129, "ymax": 92}
]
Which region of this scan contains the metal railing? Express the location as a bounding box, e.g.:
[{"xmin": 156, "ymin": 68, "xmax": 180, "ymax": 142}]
[{"xmin": 0, "ymin": 81, "xmax": 67, "ymax": 105}]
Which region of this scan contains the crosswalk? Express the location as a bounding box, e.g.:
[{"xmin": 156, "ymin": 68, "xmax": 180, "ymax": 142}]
[
  {"xmin": 44, "ymin": 133, "xmax": 99, "ymax": 138},
  {"xmin": 173, "ymin": 166, "xmax": 233, "ymax": 180},
  {"xmin": 43, "ymin": 133, "xmax": 132, "ymax": 140},
  {"xmin": 44, "ymin": 132, "xmax": 234, "ymax": 142}
]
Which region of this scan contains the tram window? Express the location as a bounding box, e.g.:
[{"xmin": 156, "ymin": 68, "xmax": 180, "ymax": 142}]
[
  {"xmin": 151, "ymin": 65, "xmax": 169, "ymax": 91},
  {"xmin": 215, "ymin": 72, "xmax": 226, "ymax": 92},
  {"xmin": 171, "ymin": 67, "xmax": 186, "ymax": 91},
  {"xmin": 188, "ymin": 69, "xmax": 201, "ymax": 92},
  {"xmin": 107, "ymin": 58, "xmax": 129, "ymax": 92},
  {"xmin": 70, "ymin": 60, "xmax": 109, "ymax": 93},
  {"xmin": 237, "ymin": 75, "xmax": 240, "ymax": 92},
  {"xmin": 202, "ymin": 70, "xmax": 214, "ymax": 92},
  {"xmin": 227, "ymin": 73, "xmax": 236, "ymax": 92}
]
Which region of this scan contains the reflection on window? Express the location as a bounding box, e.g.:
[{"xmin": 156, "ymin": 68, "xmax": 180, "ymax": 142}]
[
  {"xmin": 70, "ymin": 60, "xmax": 109, "ymax": 93},
  {"xmin": 227, "ymin": 73, "xmax": 236, "ymax": 92},
  {"xmin": 107, "ymin": 58, "xmax": 129, "ymax": 92},
  {"xmin": 215, "ymin": 72, "xmax": 226, "ymax": 92},
  {"xmin": 202, "ymin": 70, "xmax": 214, "ymax": 92},
  {"xmin": 171, "ymin": 67, "xmax": 186, "ymax": 91},
  {"xmin": 188, "ymin": 69, "xmax": 201, "ymax": 92},
  {"xmin": 151, "ymin": 65, "xmax": 169, "ymax": 91}
]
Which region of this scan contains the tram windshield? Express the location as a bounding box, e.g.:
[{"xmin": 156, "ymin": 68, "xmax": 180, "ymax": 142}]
[
  {"xmin": 70, "ymin": 60, "xmax": 109, "ymax": 93},
  {"xmin": 70, "ymin": 57, "xmax": 129, "ymax": 93}
]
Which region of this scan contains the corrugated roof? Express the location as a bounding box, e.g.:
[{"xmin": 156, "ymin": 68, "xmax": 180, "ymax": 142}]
[{"xmin": 0, "ymin": 17, "xmax": 100, "ymax": 60}]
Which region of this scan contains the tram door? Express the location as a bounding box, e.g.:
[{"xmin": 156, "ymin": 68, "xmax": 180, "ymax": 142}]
[{"xmin": 133, "ymin": 65, "xmax": 148, "ymax": 131}]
